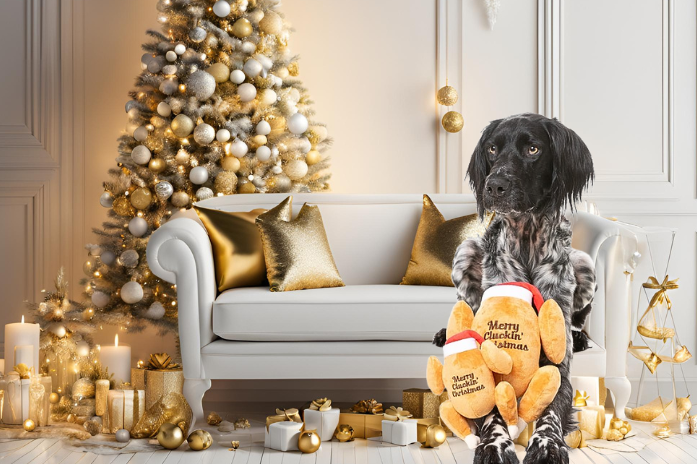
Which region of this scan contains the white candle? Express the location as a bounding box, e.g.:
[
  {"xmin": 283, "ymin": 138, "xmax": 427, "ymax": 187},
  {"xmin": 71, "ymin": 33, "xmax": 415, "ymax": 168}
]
[
  {"xmin": 0, "ymin": 359, "xmax": 5, "ymax": 375},
  {"xmin": 14, "ymin": 346, "xmax": 33, "ymax": 368},
  {"xmin": 100, "ymin": 335, "xmax": 131, "ymax": 384},
  {"xmin": 4, "ymin": 316, "xmax": 40, "ymax": 373}
]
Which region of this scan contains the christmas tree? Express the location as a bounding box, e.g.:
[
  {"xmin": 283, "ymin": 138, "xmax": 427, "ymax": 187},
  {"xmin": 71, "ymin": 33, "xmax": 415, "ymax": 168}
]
[{"xmin": 80, "ymin": 0, "xmax": 332, "ymax": 335}]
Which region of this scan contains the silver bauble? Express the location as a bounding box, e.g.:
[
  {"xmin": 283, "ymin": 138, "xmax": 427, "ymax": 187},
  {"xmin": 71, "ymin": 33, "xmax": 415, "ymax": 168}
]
[
  {"xmin": 120, "ymin": 281, "xmax": 143, "ymax": 304},
  {"xmin": 125, "ymin": 100, "xmax": 138, "ymax": 113},
  {"xmin": 241, "ymin": 41, "xmax": 256, "ymax": 54},
  {"xmin": 166, "ymin": 51, "xmax": 177, "ymax": 62},
  {"xmin": 193, "ymin": 123, "xmax": 215, "ymax": 145},
  {"xmin": 145, "ymin": 302, "xmax": 166, "ymax": 320},
  {"xmin": 230, "ymin": 69, "xmax": 246, "ymax": 84},
  {"xmin": 155, "ymin": 181, "xmax": 174, "ymax": 200},
  {"xmin": 133, "ymin": 126, "xmax": 148, "ymax": 142},
  {"xmin": 237, "ymin": 83, "xmax": 256, "ymax": 102},
  {"xmin": 287, "ymin": 113, "xmax": 308, "ymax": 135},
  {"xmin": 131, "ymin": 145, "xmax": 152, "ymax": 165},
  {"xmin": 213, "ymin": 0, "xmax": 231, "ymax": 17},
  {"xmin": 128, "ymin": 217, "xmax": 148, "ymax": 237},
  {"xmin": 243, "ymin": 59, "xmax": 262, "ymax": 77},
  {"xmin": 91, "ymin": 291, "xmax": 109, "ymax": 309},
  {"xmin": 255, "ymin": 146, "xmax": 271, "ymax": 161},
  {"xmin": 216, "ymin": 129, "xmax": 231, "ymax": 142},
  {"xmin": 188, "ymin": 71, "xmax": 216, "ymax": 101},
  {"xmin": 171, "ymin": 191, "xmax": 190, "ymax": 207},
  {"xmin": 174, "ymin": 43, "xmax": 186, "ymax": 55},
  {"xmin": 256, "ymin": 120, "xmax": 271, "ymax": 135},
  {"xmin": 101, "ymin": 250, "xmax": 116, "ymax": 266},
  {"xmin": 159, "ymin": 78, "xmax": 179, "ymax": 95},
  {"xmin": 189, "ymin": 166, "xmax": 209, "ymax": 185},
  {"xmin": 189, "ymin": 27, "xmax": 207, "ymax": 43},
  {"xmin": 119, "ymin": 249, "xmax": 139, "ymax": 268},
  {"xmin": 147, "ymin": 56, "xmax": 164, "ymax": 73},
  {"xmin": 99, "ymin": 192, "xmax": 114, "ymax": 208},
  {"xmin": 157, "ymin": 102, "xmax": 172, "ymax": 117},
  {"xmin": 163, "ymin": 64, "xmax": 177, "ymax": 76},
  {"xmin": 115, "ymin": 429, "xmax": 130, "ymax": 443},
  {"xmin": 196, "ymin": 187, "xmax": 214, "ymax": 201}
]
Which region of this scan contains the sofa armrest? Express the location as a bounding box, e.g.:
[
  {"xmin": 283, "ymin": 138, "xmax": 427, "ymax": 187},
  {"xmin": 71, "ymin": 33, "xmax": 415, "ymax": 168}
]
[{"xmin": 147, "ymin": 215, "xmax": 217, "ymax": 379}]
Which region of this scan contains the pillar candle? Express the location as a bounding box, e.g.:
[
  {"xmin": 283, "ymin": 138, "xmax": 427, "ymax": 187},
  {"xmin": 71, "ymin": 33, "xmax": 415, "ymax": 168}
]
[
  {"xmin": 14, "ymin": 346, "xmax": 34, "ymax": 369},
  {"xmin": 0, "ymin": 359, "xmax": 5, "ymax": 375},
  {"xmin": 100, "ymin": 335, "xmax": 131, "ymax": 384},
  {"xmin": 4, "ymin": 316, "xmax": 40, "ymax": 373}
]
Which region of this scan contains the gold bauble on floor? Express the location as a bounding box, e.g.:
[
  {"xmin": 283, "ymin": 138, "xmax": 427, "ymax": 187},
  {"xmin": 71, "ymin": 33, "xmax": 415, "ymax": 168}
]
[
  {"xmin": 436, "ymin": 85, "xmax": 458, "ymax": 106},
  {"xmin": 442, "ymin": 111, "xmax": 464, "ymax": 133},
  {"xmin": 298, "ymin": 428, "xmax": 321, "ymax": 453},
  {"xmin": 187, "ymin": 429, "xmax": 213, "ymax": 451},
  {"xmin": 417, "ymin": 423, "xmax": 446, "ymax": 448},
  {"xmin": 157, "ymin": 423, "xmax": 185, "ymax": 450},
  {"xmin": 23, "ymin": 419, "xmax": 36, "ymax": 432}
]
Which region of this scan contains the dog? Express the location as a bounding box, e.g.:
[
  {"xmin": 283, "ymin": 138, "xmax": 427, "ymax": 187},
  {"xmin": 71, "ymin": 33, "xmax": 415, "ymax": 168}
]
[{"xmin": 433, "ymin": 113, "xmax": 596, "ymax": 464}]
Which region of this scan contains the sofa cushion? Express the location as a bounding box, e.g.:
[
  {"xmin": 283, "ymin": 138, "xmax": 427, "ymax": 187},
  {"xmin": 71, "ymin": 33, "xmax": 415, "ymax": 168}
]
[{"xmin": 212, "ymin": 285, "xmax": 456, "ymax": 341}]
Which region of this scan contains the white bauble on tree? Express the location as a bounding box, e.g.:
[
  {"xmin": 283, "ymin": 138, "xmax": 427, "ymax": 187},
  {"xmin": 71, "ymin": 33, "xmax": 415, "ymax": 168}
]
[
  {"xmin": 163, "ymin": 64, "xmax": 177, "ymax": 76},
  {"xmin": 101, "ymin": 250, "xmax": 116, "ymax": 266},
  {"xmin": 91, "ymin": 291, "xmax": 110, "ymax": 309},
  {"xmin": 229, "ymin": 139, "xmax": 248, "ymax": 158},
  {"xmin": 255, "ymin": 54, "xmax": 273, "ymax": 72},
  {"xmin": 230, "ymin": 69, "xmax": 246, "ymax": 84},
  {"xmin": 213, "ymin": 0, "xmax": 231, "ymax": 17},
  {"xmin": 51, "ymin": 324, "xmax": 66, "ymax": 338},
  {"xmin": 76, "ymin": 341, "xmax": 90, "ymax": 357},
  {"xmin": 285, "ymin": 159, "xmax": 308, "ymax": 180},
  {"xmin": 157, "ymin": 102, "xmax": 171, "ymax": 117},
  {"xmin": 159, "ymin": 78, "xmax": 178, "ymax": 95},
  {"xmin": 256, "ymin": 146, "xmax": 271, "ymax": 161},
  {"xmin": 196, "ymin": 187, "xmax": 214, "ymax": 201},
  {"xmin": 188, "ymin": 71, "xmax": 216, "ymax": 101},
  {"xmin": 121, "ymin": 281, "xmax": 143, "ymax": 304},
  {"xmin": 190, "ymin": 166, "xmax": 209, "ymax": 184},
  {"xmin": 256, "ymin": 120, "xmax": 271, "ymax": 135},
  {"xmin": 128, "ymin": 217, "xmax": 148, "ymax": 237},
  {"xmin": 166, "ymin": 51, "xmax": 177, "ymax": 62},
  {"xmin": 259, "ymin": 89, "xmax": 277, "ymax": 106},
  {"xmin": 243, "ymin": 59, "xmax": 262, "ymax": 77},
  {"xmin": 287, "ymin": 113, "xmax": 308, "ymax": 134},
  {"xmin": 147, "ymin": 57, "xmax": 164, "ymax": 74},
  {"xmin": 171, "ymin": 114, "xmax": 194, "ymax": 137},
  {"xmin": 100, "ymin": 192, "xmax": 114, "ymax": 208},
  {"xmin": 155, "ymin": 181, "xmax": 174, "ymax": 200},
  {"xmin": 133, "ymin": 126, "xmax": 148, "ymax": 142},
  {"xmin": 207, "ymin": 63, "xmax": 230, "ymax": 83},
  {"xmin": 131, "ymin": 145, "xmax": 152, "ymax": 165},
  {"xmin": 145, "ymin": 302, "xmax": 166, "ymax": 320},
  {"xmin": 259, "ymin": 11, "xmax": 283, "ymax": 35},
  {"xmin": 241, "ymin": 41, "xmax": 256, "ymax": 54},
  {"xmin": 193, "ymin": 123, "xmax": 216, "ymax": 145},
  {"xmin": 298, "ymin": 137, "xmax": 311, "ymax": 154},
  {"xmin": 171, "ymin": 191, "xmax": 190, "ymax": 207},
  {"xmin": 237, "ymin": 83, "xmax": 256, "ymax": 102},
  {"xmin": 189, "ymin": 27, "xmax": 207, "ymax": 43},
  {"xmin": 174, "ymin": 43, "xmax": 186, "ymax": 55},
  {"xmin": 216, "ymin": 129, "xmax": 231, "ymax": 142}
]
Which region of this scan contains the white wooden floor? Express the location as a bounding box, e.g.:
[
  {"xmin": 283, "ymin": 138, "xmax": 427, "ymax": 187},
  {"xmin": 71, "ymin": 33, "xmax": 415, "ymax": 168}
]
[{"xmin": 2, "ymin": 432, "xmax": 697, "ymax": 464}]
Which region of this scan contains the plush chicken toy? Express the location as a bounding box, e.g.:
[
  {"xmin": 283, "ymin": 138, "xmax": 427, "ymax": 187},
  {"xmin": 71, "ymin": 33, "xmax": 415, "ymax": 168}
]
[{"xmin": 427, "ymin": 282, "xmax": 565, "ymax": 447}]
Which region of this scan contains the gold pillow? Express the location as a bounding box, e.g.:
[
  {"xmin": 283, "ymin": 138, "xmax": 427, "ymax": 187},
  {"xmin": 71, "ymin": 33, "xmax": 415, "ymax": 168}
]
[
  {"xmin": 194, "ymin": 206, "xmax": 268, "ymax": 292},
  {"xmin": 256, "ymin": 196, "xmax": 344, "ymax": 292},
  {"xmin": 401, "ymin": 195, "xmax": 493, "ymax": 286}
]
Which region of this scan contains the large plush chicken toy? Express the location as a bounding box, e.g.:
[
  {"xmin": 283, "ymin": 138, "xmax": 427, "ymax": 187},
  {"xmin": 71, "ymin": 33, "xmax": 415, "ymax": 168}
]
[{"xmin": 427, "ymin": 283, "xmax": 565, "ymax": 448}]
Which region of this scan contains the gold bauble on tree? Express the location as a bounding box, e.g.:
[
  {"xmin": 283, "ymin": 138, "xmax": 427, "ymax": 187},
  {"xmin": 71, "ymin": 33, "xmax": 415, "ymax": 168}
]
[
  {"xmin": 130, "ymin": 188, "xmax": 153, "ymax": 210},
  {"xmin": 305, "ymin": 150, "xmax": 321, "ymax": 165},
  {"xmin": 231, "ymin": 18, "xmax": 253, "ymax": 38},
  {"xmin": 157, "ymin": 423, "xmax": 185, "ymax": 450},
  {"xmin": 187, "ymin": 429, "xmax": 213, "ymax": 451},
  {"xmin": 441, "ymin": 111, "xmax": 464, "ymax": 133},
  {"xmin": 214, "ymin": 171, "xmax": 238, "ymax": 195},
  {"xmin": 221, "ymin": 156, "xmax": 240, "ymax": 172},
  {"xmin": 297, "ymin": 428, "xmax": 321, "ymax": 453},
  {"xmin": 49, "ymin": 392, "xmax": 60, "ymax": 404},
  {"xmin": 149, "ymin": 158, "xmax": 166, "ymax": 173},
  {"xmin": 171, "ymin": 114, "xmax": 194, "ymax": 138},
  {"xmin": 112, "ymin": 196, "xmax": 135, "ymax": 217},
  {"xmin": 207, "ymin": 63, "xmax": 230, "ymax": 83},
  {"xmin": 268, "ymin": 115, "xmax": 286, "ymax": 136},
  {"xmin": 238, "ymin": 181, "xmax": 256, "ymax": 194},
  {"xmin": 436, "ymin": 85, "xmax": 458, "ymax": 106}
]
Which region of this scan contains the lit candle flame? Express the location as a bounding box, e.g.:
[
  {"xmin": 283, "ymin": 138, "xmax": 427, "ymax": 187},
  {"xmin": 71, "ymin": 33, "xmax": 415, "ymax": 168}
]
[{"xmin": 115, "ymin": 334, "xmax": 119, "ymax": 347}]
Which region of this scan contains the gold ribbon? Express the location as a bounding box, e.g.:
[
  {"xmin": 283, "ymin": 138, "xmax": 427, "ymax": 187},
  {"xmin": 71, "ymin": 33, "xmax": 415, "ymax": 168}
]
[
  {"xmin": 265, "ymin": 408, "xmax": 302, "ymax": 431},
  {"xmin": 309, "ymin": 397, "xmax": 332, "ymax": 411},
  {"xmin": 642, "ymin": 276, "xmax": 679, "ymax": 310},
  {"xmin": 573, "ymin": 390, "xmax": 590, "ymax": 407},
  {"xmin": 384, "ymin": 406, "xmax": 412, "ymax": 422},
  {"xmin": 13, "ymin": 364, "xmax": 31, "ymax": 380},
  {"xmin": 147, "ymin": 353, "xmax": 180, "ymax": 370},
  {"xmin": 350, "ymin": 399, "xmax": 383, "ymax": 414}
]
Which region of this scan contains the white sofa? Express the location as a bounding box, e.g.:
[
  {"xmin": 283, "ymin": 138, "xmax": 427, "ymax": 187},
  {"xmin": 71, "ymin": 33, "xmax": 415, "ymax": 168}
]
[{"xmin": 146, "ymin": 194, "xmax": 638, "ymax": 425}]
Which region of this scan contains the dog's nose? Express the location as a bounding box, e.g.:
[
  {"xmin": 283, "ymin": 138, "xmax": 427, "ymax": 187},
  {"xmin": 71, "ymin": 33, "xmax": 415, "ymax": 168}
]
[{"xmin": 486, "ymin": 177, "xmax": 510, "ymax": 197}]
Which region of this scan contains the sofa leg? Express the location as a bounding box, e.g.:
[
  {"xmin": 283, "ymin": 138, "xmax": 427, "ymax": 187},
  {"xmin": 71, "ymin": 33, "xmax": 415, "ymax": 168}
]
[
  {"xmin": 184, "ymin": 378, "xmax": 212, "ymax": 428},
  {"xmin": 605, "ymin": 376, "xmax": 631, "ymax": 419}
]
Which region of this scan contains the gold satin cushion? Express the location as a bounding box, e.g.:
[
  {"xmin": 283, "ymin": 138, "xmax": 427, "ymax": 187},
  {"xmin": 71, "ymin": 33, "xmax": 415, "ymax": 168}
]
[
  {"xmin": 194, "ymin": 206, "xmax": 268, "ymax": 292},
  {"xmin": 255, "ymin": 196, "xmax": 344, "ymax": 292},
  {"xmin": 401, "ymin": 195, "xmax": 493, "ymax": 286}
]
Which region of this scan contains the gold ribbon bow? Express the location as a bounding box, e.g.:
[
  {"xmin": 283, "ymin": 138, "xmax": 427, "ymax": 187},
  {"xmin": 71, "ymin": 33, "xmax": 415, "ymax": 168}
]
[
  {"xmin": 148, "ymin": 353, "xmax": 180, "ymax": 370},
  {"xmin": 573, "ymin": 390, "xmax": 590, "ymax": 407},
  {"xmin": 350, "ymin": 399, "xmax": 384, "ymax": 414},
  {"xmin": 265, "ymin": 408, "xmax": 302, "ymax": 431},
  {"xmin": 309, "ymin": 397, "xmax": 332, "ymax": 411},
  {"xmin": 643, "ymin": 275, "xmax": 679, "ymax": 310},
  {"xmin": 384, "ymin": 406, "xmax": 412, "ymax": 422},
  {"xmin": 13, "ymin": 364, "xmax": 31, "ymax": 380}
]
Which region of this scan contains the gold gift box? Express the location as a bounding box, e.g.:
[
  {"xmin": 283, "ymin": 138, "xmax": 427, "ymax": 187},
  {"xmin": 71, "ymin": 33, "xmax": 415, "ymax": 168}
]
[
  {"xmin": 144, "ymin": 369, "xmax": 184, "ymax": 410},
  {"xmin": 577, "ymin": 402, "xmax": 606, "ymax": 439},
  {"xmin": 403, "ymin": 388, "xmax": 448, "ymax": 419},
  {"xmin": 338, "ymin": 412, "xmax": 384, "ymax": 438},
  {"xmin": 131, "ymin": 368, "xmax": 145, "ymax": 391}
]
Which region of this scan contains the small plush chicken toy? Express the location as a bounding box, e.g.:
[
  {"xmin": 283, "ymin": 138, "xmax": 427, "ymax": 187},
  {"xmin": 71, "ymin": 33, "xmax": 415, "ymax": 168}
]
[{"xmin": 427, "ymin": 282, "xmax": 565, "ymax": 448}]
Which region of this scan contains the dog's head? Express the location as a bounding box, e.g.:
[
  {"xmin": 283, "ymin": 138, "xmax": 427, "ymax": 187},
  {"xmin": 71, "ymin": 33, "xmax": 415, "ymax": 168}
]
[{"xmin": 467, "ymin": 113, "xmax": 594, "ymax": 217}]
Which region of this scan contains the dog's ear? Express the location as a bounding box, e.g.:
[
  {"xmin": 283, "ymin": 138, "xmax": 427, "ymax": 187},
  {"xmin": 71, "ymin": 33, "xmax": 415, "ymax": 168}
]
[
  {"xmin": 467, "ymin": 119, "xmax": 502, "ymax": 217},
  {"xmin": 543, "ymin": 118, "xmax": 594, "ymax": 213}
]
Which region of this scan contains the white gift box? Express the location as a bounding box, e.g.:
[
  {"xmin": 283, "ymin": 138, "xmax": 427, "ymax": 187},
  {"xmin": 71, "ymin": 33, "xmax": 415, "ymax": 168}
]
[
  {"xmin": 382, "ymin": 419, "xmax": 418, "ymax": 446},
  {"xmin": 264, "ymin": 421, "xmax": 303, "ymax": 451},
  {"xmin": 304, "ymin": 408, "xmax": 340, "ymax": 441}
]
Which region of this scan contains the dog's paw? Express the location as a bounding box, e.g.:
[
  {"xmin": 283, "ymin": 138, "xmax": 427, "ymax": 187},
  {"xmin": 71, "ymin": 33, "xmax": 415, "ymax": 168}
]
[
  {"xmin": 523, "ymin": 433, "xmax": 569, "ymax": 464},
  {"xmin": 474, "ymin": 439, "xmax": 520, "ymax": 464}
]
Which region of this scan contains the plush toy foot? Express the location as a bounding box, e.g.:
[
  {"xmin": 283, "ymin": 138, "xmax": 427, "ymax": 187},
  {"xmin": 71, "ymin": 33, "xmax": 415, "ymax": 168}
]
[
  {"xmin": 523, "ymin": 431, "xmax": 568, "ymax": 464},
  {"xmin": 473, "ymin": 414, "xmax": 519, "ymax": 464},
  {"xmin": 439, "ymin": 401, "xmax": 472, "ymax": 441},
  {"xmin": 464, "ymin": 433, "xmax": 480, "ymax": 450},
  {"xmin": 508, "ymin": 418, "xmax": 527, "ymax": 440}
]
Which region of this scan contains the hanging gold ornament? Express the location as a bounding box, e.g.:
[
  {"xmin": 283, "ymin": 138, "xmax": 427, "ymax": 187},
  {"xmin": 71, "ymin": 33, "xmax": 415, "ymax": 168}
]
[
  {"xmin": 23, "ymin": 419, "xmax": 36, "ymax": 432},
  {"xmin": 157, "ymin": 423, "xmax": 185, "ymax": 450},
  {"xmin": 149, "ymin": 158, "xmax": 166, "ymax": 174},
  {"xmin": 113, "ymin": 196, "xmax": 135, "ymax": 217},
  {"xmin": 644, "ymin": 352, "xmax": 662, "ymax": 374},
  {"xmin": 187, "ymin": 430, "xmax": 213, "ymax": 451},
  {"xmin": 305, "ymin": 150, "xmax": 321, "ymax": 165},
  {"xmin": 436, "ymin": 85, "xmax": 458, "ymax": 106},
  {"xmin": 130, "ymin": 188, "xmax": 153, "ymax": 210},
  {"xmin": 417, "ymin": 423, "xmax": 447, "ymax": 448},
  {"xmin": 297, "ymin": 428, "xmax": 321, "ymax": 453},
  {"xmin": 231, "ymin": 18, "xmax": 253, "ymax": 38},
  {"xmin": 287, "ymin": 62, "xmax": 299, "ymax": 76},
  {"xmin": 674, "ymin": 345, "xmax": 692, "ymax": 363},
  {"xmin": 334, "ymin": 424, "xmax": 354, "ymax": 442},
  {"xmin": 441, "ymin": 111, "xmax": 464, "ymax": 133}
]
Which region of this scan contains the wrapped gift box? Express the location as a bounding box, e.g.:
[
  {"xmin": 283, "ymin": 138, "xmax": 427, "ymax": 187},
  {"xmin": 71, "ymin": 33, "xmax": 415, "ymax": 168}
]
[
  {"xmin": 577, "ymin": 401, "xmax": 606, "ymax": 439},
  {"xmin": 382, "ymin": 419, "xmax": 418, "ymax": 446},
  {"xmin": 105, "ymin": 389, "xmax": 145, "ymax": 433},
  {"xmin": 264, "ymin": 421, "xmax": 303, "ymax": 451},
  {"xmin": 571, "ymin": 377, "xmax": 607, "ymax": 407},
  {"xmin": 339, "ymin": 412, "xmax": 383, "ymax": 438},
  {"xmin": 304, "ymin": 408, "xmax": 340, "ymax": 441},
  {"xmin": 131, "ymin": 368, "xmax": 145, "ymax": 391},
  {"xmin": 144, "ymin": 369, "xmax": 183, "ymax": 409},
  {"xmin": 402, "ymin": 388, "xmax": 448, "ymax": 419}
]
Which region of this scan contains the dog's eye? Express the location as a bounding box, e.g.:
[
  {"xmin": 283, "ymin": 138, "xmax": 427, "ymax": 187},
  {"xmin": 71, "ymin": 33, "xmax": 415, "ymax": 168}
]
[
  {"xmin": 488, "ymin": 146, "xmax": 497, "ymax": 155},
  {"xmin": 528, "ymin": 146, "xmax": 539, "ymax": 155}
]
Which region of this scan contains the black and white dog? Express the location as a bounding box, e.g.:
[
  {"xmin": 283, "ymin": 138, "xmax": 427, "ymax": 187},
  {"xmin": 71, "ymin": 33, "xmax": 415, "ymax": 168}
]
[{"xmin": 434, "ymin": 113, "xmax": 596, "ymax": 464}]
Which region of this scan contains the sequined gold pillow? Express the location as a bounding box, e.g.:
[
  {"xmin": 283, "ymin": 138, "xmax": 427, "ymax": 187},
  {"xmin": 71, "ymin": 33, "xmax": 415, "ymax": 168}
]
[
  {"xmin": 401, "ymin": 195, "xmax": 493, "ymax": 286},
  {"xmin": 194, "ymin": 206, "xmax": 268, "ymax": 292},
  {"xmin": 256, "ymin": 196, "xmax": 344, "ymax": 292}
]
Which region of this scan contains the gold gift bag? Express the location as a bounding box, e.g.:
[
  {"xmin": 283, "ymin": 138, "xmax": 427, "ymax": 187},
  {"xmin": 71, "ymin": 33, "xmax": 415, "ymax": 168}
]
[
  {"xmin": 144, "ymin": 369, "xmax": 184, "ymax": 410},
  {"xmin": 403, "ymin": 388, "xmax": 448, "ymax": 419}
]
